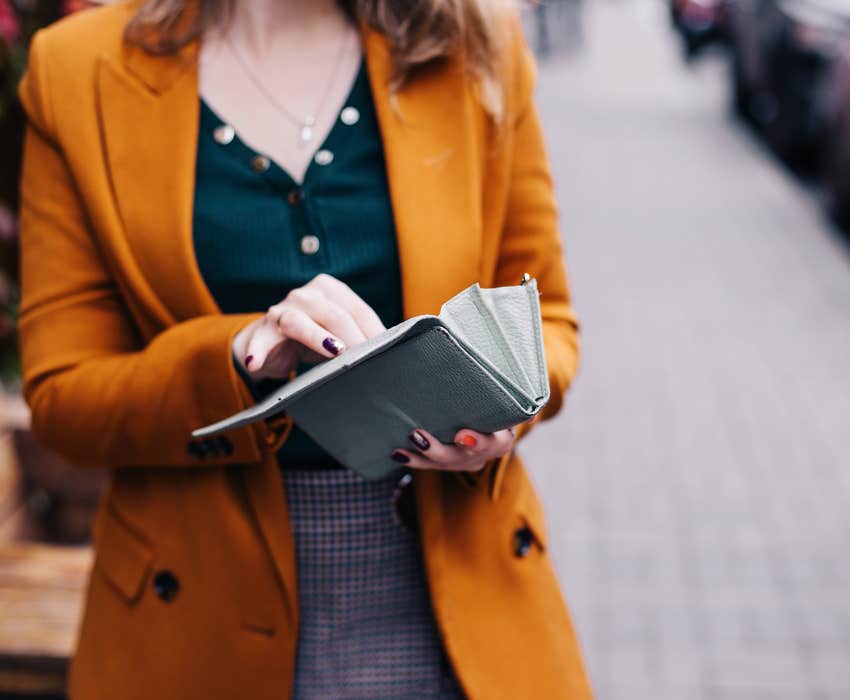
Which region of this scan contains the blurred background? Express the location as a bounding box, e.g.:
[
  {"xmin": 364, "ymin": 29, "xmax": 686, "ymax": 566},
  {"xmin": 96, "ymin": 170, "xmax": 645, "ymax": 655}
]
[
  {"xmin": 0, "ymin": 0, "xmax": 849, "ymax": 698},
  {"xmin": 523, "ymin": 1, "xmax": 850, "ymax": 699}
]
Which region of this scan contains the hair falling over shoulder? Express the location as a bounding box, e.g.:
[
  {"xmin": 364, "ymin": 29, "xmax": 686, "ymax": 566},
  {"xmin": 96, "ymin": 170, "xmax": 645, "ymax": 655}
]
[{"xmin": 124, "ymin": 0, "xmax": 518, "ymax": 121}]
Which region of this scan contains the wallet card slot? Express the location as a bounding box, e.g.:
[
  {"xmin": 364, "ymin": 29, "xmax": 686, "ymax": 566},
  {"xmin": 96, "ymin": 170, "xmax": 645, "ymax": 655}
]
[
  {"xmin": 439, "ymin": 286, "xmax": 536, "ymax": 398},
  {"xmin": 468, "ymin": 285, "xmax": 537, "ymax": 396},
  {"xmin": 478, "ymin": 282, "xmax": 549, "ymax": 403}
]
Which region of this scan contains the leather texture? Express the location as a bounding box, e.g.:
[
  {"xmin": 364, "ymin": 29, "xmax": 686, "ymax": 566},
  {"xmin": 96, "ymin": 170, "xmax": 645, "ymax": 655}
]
[{"xmin": 194, "ymin": 281, "xmax": 548, "ymax": 478}]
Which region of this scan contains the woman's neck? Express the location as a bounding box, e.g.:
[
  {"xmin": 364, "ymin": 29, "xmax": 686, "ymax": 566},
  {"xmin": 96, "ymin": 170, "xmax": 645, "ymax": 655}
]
[{"xmin": 225, "ymin": 0, "xmax": 350, "ymax": 57}]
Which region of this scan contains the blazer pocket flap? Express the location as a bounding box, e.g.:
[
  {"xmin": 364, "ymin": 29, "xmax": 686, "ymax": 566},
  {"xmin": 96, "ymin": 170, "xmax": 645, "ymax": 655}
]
[{"xmin": 93, "ymin": 505, "xmax": 155, "ymax": 604}]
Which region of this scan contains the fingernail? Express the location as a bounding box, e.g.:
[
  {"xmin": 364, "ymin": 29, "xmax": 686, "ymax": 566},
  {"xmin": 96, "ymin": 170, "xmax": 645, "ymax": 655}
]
[
  {"xmin": 390, "ymin": 449, "xmax": 410, "ymax": 464},
  {"xmin": 322, "ymin": 337, "xmax": 344, "ymax": 355},
  {"xmin": 457, "ymin": 434, "xmax": 477, "ymax": 448},
  {"xmin": 408, "ymin": 430, "xmax": 430, "ymax": 451},
  {"xmin": 245, "ymin": 355, "xmax": 254, "ymax": 368}
]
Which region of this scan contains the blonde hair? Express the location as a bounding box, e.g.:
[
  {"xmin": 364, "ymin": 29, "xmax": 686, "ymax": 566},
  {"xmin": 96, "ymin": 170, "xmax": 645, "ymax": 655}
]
[{"xmin": 125, "ymin": 0, "xmax": 513, "ymax": 120}]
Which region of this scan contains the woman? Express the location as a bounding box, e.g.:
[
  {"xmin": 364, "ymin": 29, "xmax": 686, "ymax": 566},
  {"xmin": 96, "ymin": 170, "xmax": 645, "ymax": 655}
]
[{"xmin": 17, "ymin": 0, "xmax": 592, "ymax": 698}]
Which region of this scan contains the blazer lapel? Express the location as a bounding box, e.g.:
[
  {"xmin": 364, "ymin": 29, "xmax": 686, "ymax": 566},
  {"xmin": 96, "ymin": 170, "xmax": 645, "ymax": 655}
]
[
  {"xmin": 363, "ymin": 28, "xmax": 483, "ymax": 318},
  {"xmin": 96, "ymin": 42, "xmax": 219, "ymax": 322},
  {"xmin": 96, "ymin": 41, "xmax": 300, "ymax": 615}
]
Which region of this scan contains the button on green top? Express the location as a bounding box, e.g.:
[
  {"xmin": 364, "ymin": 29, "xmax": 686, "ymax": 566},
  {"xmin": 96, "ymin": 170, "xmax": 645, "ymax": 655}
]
[{"xmin": 193, "ymin": 60, "xmax": 403, "ymax": 469}]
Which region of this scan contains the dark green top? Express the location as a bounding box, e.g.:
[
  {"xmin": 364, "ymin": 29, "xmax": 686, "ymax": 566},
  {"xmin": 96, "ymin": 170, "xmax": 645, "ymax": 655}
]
[{"xmin": 192, "ymin": 60, "xmax": 404, "ymax": 469}]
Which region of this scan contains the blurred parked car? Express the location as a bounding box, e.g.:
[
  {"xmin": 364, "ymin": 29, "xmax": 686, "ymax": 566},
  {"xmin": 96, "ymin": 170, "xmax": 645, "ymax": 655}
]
[
  {"xmin": 821, "ymin": 40, "xmax": 850, "ymax": 223},
  {"xmin": 729, "ymin": 0, "xmax": 850, "ymax": 165},
  {"xmin": 671, "ymin": 0, "xmax": 731, "ymax": 56},
  {"xmin": 728, "ymin": 0, "xmax": 786, "ymax": 122}
]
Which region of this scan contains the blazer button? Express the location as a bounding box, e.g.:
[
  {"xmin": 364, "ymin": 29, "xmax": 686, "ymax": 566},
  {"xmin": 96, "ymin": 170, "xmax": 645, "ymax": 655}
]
[
  {"xmin": 392, "ymin": 471, "xmax": 417, "ymax": 533},
  {"xmin": 153, "ymin": 569, "xmax": 180, "ymax": 602},
  {"xmin": 187, "ymin": 440, "xmax": 207, "ymax": 459},
  {"xmin": 203, "ymin": 437, "xmax": 221, "ymax": 456},
  {"xmin": 215, "ymin": 435, "xmax": 233, "ymax": 456},
  {"xmin": 203, "ymin": 436, "xmax": 233, "ymax": 457},
  {"xmin": 513, "ymin": 526, "xmax": 535, "ymax": 558}
]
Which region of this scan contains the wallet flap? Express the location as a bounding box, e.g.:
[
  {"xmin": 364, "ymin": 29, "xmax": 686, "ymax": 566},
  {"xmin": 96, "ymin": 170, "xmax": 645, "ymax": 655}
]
[
  {"xmin": 287, "ymin": 325, "xmax": 538, "ymax": 478},
  {"xmin": 192, "ymin": 315, "xmax": 442, "ymax": 437},
  {"xmin": 439, "ymin": 280, "xmax": 548, "ymax": 402}
]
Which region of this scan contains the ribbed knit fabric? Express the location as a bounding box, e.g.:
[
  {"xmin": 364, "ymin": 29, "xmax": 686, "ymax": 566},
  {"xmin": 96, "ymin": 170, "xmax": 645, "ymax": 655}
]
[{"xmin": 192, "ymin": 59, "xmax": 404, "ymax": 469}]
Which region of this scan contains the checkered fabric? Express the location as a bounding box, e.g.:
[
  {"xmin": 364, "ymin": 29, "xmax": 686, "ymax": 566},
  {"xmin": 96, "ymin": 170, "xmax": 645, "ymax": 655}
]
[{"xmin": 281, "ymin": 467, "xmax": 466, "ymax": 699}]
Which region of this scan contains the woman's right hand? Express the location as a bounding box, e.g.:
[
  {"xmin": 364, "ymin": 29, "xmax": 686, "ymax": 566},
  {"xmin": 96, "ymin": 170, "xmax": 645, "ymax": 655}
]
[{"xmin": 232, "ymin": 274, "xmax": 386, "ymax": 382}]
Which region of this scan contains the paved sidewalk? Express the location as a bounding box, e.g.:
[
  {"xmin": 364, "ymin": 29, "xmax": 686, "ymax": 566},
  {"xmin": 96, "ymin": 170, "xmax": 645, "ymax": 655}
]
[{"xmin": 521, "ymin": 2, "xmax": 850, "ymax": 699}]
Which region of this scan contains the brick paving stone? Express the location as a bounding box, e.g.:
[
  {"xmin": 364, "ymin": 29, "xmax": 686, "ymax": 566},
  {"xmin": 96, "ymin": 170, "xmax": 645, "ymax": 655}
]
[{"xmin": 520, "ymin": 0, "xmax": 850, "ymax": 698}]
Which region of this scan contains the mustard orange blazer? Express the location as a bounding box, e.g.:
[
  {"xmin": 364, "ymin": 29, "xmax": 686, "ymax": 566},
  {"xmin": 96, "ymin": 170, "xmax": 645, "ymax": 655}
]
[{"xmin": 17, "ymin": 2, "xmax": 592, "ymax": 698}]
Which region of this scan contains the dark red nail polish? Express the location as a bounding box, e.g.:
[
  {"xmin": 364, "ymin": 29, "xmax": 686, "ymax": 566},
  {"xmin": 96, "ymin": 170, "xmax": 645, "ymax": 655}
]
[
  {"xmin": 408, "ymin": 430, "xmax": 430, "ymax": 451},
  {"xmin": 391, "ymin": 449, "xmax": 410, "ymax": 464},
  {"xmin": 322, "ymin": 337, "xmax": 344, "ymax": 355},
  {"xmin": 245, "ymin": 355, "xmax": 254, "ymax": 368}
]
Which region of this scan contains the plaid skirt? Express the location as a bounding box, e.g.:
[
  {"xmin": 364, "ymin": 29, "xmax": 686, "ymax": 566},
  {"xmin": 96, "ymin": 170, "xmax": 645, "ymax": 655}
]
[{"xmin": 281, "ymin": 467, "xmax": 466, "ymax": 700}]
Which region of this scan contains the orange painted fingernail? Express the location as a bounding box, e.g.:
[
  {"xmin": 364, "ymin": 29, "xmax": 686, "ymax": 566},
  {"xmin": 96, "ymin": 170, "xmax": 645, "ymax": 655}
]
[{"xmin": 457, "ymin": 434, "xmax": 477, "ymax": 448}]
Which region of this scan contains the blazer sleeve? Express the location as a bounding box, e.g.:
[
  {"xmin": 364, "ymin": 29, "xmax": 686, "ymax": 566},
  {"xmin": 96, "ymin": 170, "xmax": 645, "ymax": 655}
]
[
  {"xmin": 17, "ymin": 31, "xmax": 267, "ymax": 469},
  {"xmin": 492, "ymin": 26, "xmax": 580, "ymax": 443}
]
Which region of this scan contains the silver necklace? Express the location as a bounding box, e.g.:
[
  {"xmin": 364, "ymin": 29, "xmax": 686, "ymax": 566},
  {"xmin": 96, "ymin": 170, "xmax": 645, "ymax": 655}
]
[{"xmin": 223, "ymin": 29, "xmax": 352, "ymax": 148}]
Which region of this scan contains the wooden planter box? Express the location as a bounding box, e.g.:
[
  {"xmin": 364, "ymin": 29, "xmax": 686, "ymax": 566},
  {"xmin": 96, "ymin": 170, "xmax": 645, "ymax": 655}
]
[
  {"xmin": 0, "ymin": 544, "xmax": 91, "ymax": 697},
  {"xmin": 0, "ymin": 391, "xmax": 100, "ymax": 696},
  {"xmin": 1, "ymin": 392, "xmax": 104, "ymax": 544}
]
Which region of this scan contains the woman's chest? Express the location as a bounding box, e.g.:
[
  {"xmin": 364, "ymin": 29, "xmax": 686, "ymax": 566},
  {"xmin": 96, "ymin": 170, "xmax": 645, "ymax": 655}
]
[
  {"xmin": 191, "ymin": 61, "xmax": 403, "ymax": 327},
  {"xmin": 197, "ymin": 31, "xmax": 363, "ymax": 184}
]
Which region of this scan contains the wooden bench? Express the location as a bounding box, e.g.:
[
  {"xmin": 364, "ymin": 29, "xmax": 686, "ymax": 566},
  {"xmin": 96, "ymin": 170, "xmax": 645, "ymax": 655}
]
[
  {"xmin": 0, "ymin": 543, "xmax": 91, "ymax": 696},
  {"xmin": 0, "ymin": 397, "xmax": 94, "ymax": 697}
]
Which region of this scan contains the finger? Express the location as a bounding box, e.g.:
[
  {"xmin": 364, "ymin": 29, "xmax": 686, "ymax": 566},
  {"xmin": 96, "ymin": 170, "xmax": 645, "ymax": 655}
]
[
  {"xmin": 255, "ymin": 339, "xmax": 296, "ymax": 379},
  {"xmin": 309, "ymin": 274, "xmax": 386, "ymax": 337},
  {"xmin": 249, "ymin": 305, "xmax": 345, "ymax": 368},
  {"xmin": 232, "ymin": 321, "xmax": 254, "ymax": 368},
  {"xmin": 244, "ymin": 320, "xmax": 286, "ymax": 372},
  {"xmin": 284, "ymin": 287, "xmax": 368, "ymax": 348},
  {"xmin": 490, "ymin": 428, "xmax": 517, "ymax": 457},
  {"xmin": 390, "ymin": 448, "xmax": 484, "ymax": 473},
  {"xmin": 403, "ymin": 428, "xmax": 463, "ymax": 465}
]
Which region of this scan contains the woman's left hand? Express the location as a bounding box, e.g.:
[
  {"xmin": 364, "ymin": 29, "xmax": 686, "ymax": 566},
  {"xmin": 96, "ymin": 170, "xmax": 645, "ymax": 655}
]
[{"xmin": 389, "ymin": 427, "xmax": 517, "ymax": 472}]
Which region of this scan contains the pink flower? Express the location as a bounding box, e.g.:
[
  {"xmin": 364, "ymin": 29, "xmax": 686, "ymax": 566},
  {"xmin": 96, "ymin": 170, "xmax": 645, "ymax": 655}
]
[
  {"xmin": 0, "ymin": 0, "xmax": 19, "ymax": 45},
  {"xmin": 0, "ymin": 203, "xmax": 16, "ymax": 244},
  {"xmin": 62, "ymin": 0, "xmax": 94, "ymax": 14}
]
